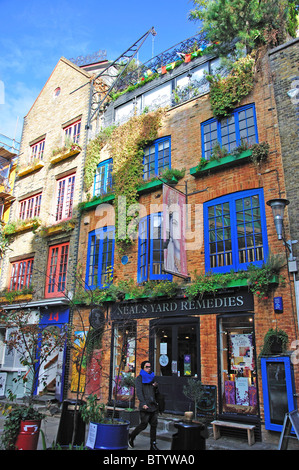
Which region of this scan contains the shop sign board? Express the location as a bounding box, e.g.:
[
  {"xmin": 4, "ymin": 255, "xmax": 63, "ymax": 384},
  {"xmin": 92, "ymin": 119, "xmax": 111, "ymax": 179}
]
[{"xmin": 111, "ymin": 289, "xmax": 253, "ymax": 320}]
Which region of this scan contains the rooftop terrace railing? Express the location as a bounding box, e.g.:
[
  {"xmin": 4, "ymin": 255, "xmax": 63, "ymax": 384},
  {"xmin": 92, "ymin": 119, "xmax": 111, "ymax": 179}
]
[{"xmin": 114, "ymin": 32, "xmax": 210, "ymax": 93}]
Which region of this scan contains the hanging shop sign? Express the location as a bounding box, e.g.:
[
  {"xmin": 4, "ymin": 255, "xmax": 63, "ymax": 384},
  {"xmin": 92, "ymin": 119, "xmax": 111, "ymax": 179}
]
[
  {"xmin": 111, "ymin": 289, "xmax": 253, "ymax": 320},
  {"xmin": 163, "ymin": 185, "xmax": 188, "ymax": 278}
]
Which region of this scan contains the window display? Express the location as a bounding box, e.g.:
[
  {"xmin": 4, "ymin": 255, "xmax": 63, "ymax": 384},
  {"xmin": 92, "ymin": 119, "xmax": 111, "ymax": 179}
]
[
  {"xmin": 111, "ymin": 323, "xmax": 136, "ymax": 406},
  {"xmin": 219, "ymin": 315, "xmax": 258, "ymax": 415}
]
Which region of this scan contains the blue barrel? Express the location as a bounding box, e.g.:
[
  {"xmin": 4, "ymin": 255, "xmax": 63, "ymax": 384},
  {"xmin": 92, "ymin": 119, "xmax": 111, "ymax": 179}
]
[{"xmin": 93, "ymin": 420, "xmax": 130, "ymax": 450}]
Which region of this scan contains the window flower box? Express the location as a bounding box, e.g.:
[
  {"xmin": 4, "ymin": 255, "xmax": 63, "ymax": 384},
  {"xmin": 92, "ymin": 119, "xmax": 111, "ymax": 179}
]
[
  {"xmin": 17, "ymin": 160, "xmax": 44, "ymax": 177},
  {"xmin": 3, "ymin": 218, "xmax": 41, "ymax": 236},
  {"xmin": 190, "ymin": 149, "xmax": 252, "ymax": 177},
  {"xmin": 39, "ymin": 220, "xmax": 76, "ymax": 237},
  {"xmin": 50, "ymin": 145, "xmax": 81, "ymax": 164}
]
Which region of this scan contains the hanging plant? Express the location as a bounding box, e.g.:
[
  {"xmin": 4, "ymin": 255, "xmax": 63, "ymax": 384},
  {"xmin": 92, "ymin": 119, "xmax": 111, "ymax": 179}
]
[{"xmin": 259, "ymin": 328, "xmax": 289, "ymax": 357}]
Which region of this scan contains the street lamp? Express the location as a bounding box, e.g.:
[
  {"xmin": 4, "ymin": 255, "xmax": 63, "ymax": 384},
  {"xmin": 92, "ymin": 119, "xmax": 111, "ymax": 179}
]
[
  {"xmin": 267, "ymin": 198, "xmax": 297, "ymax": 263},
  {"xmin": 266, "ymin": 198, "xmax": 289, "ymax": 240}
]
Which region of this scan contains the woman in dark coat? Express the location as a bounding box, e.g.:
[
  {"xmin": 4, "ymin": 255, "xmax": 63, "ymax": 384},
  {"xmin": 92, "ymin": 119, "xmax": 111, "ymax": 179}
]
[{"xmin": 128, "ymin": 360, "xmax": 159, "ymax": 450}]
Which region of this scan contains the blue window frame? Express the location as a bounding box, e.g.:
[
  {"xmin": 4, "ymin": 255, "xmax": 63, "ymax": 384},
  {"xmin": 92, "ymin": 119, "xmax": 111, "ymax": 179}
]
[
  {"xmin": 94, "ymin": 158, "xmax": 113, "ymax": 197},
  {"xmin": 204, "ymin": 189, "xmax": 268, "ymax": 273},
  {"xmin": 137, "ymin": 213, "xmax": 172, "ymax": 282},
  {"xmin": 143, "ymin": 136, "xmax": 171, "ymax": 180},
  {"xmin": 85, "ymin": 226, "xmax": 115, "ymax": 288},
  {"xmin": 201, "ymin": 104, "xmax": 258, "ymax": 159}
]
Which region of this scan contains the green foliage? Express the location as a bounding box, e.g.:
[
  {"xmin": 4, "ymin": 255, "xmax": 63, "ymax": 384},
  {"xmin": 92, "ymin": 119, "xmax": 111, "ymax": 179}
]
[
  {"xmin": 74, "ymin": 279, "xmax": 180, "ymax": 305},
  {"xmin": 84, "ymin": 125, "xmax": 116, "ymax": 191},
  {"xmin": 158, "ymin": 167, "xmax": 186, "ymax": 183},
  {"xmin": 259, "ymin": 327, "xmax": 289, "ymax": 357},
  {"xmin": 0, "ymin": 392, "xmax": 44, "ymax": 450},
  {"xmin": 79, "ymin": 394, "xmax": 106, "ymax": 424},
  {"xmin": 183, "ymin": 378, "xmax": 204, "ymax": 415},
  {"xmin": 206, "ymin": 53, "xmax": 255, "ymax": 118},
  {"xmin": 186, "ymin": 253, "xmax": 285, "ymax": 300},
  {"xmin": 84, "ymin": 109, "xmax": 166, "ymax": 252},
  {"xmin": 3, "ymin": 217, "xmax": 41, "ymax": 236},
  {"xmin": 110, "ymin": 108, "xmax": 166, "ymax": 250},
  {"xmin": 189, "ymin": 0, "xmax": 294, "ymax": 55}
]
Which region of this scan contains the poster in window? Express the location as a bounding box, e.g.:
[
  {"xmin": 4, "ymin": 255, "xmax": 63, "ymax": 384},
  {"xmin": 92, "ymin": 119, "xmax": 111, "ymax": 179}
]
[
  {"xmin": 163, "ymin": 185, "xmax": 188, "ymax": 277},
  {"xmin": 235, "ymin": 377, "xmax": 249, "ymax": 406},
  {"xmin": 230, "ymin": 333, "xmax": 254, "ymax": 371}
]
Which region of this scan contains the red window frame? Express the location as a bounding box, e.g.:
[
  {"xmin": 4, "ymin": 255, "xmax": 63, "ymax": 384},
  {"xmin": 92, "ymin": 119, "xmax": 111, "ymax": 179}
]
[
  {"xmin": 9, "ymin": 258, "xmax": 34, "ymax": 291},
  {"xmin": 45, "ymin": 243, "xmax": 69, "ymax": 298},
  {"xmin": 19, "ymin": 193, "xmax": 42, "ymax": 220},
  {"xmin": 55, "ymin": 174, "xmax": 75, "ymax": 222},
  {"xmin": 64, "ymin": 120, "xmax": 81, "ymax": 145},
  {"xmin": 30, "ymin": 139, "xmax": 45, "ymax": 161}
]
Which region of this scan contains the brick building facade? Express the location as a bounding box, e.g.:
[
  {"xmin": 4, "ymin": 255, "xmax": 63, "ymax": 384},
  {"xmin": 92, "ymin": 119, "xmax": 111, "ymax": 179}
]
[
  {"xmin": 69, "ymin": 42, "xmax": 299, "ymax": 444},
  {"xmin": 0, "ymin": 36, "xmax": 298, "ymax": 445}
]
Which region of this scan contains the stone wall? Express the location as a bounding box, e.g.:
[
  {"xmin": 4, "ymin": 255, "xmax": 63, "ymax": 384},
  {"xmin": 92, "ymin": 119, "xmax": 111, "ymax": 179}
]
[{"xmin": 269, "ymin": 38, "xmax": 299, "ymax": 277}]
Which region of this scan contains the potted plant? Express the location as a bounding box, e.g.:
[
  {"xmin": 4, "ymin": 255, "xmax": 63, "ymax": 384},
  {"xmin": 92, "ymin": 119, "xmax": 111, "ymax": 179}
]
[
  {"xmin": 80, "ymin": 394, "xmax": 130, "ymax": 450},
  {"xmin": 0, "ymin": 393, "xmax": 44, "ymax": 450},
  {"xmin": 183, "ymin": 378, "xmax": 204, "ymax": 419}
]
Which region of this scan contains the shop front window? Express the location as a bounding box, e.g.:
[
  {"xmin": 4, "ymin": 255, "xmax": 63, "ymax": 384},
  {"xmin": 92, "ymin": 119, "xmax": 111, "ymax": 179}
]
[
  {"xmin": 111, "ymin": 323, "xmax": 136, "ymax": 407},
  {"xmin": 219, "ymin": 315, "xmax": 258, "ymax": 416}
]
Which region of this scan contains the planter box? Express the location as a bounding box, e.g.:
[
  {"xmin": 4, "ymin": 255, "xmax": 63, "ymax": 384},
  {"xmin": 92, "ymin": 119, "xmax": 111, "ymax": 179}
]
[
  {"xmin": 4, "ymin": 219, "xmax": 41, "ymax": 236},
  {"xmin": 17, "ymin": 161, "xmax": 44, "ymax": 177},
  {"xmin": 0, "ymin": 293, "xmax": 33, "ymax": 304},
  {"xmin": 40, "ymin": 221, "xmax": 75, "ymax": 237},
  {"xmin": 190, "ymin": 149, "xmax": 252, "ymax": 177},
  {"xmin": 50, "ymin": 147, "xmax": 81, "ymax": 164}
]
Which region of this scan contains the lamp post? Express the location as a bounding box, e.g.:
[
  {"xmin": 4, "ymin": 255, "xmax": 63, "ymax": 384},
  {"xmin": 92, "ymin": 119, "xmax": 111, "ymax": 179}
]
[
  {"xmin": 267, "ymin": 198, "xmax": 299, "ymax": 335},
  {"xmin": 266, "ymin": 198, "xmax": 297, "ymax": 261},
  {"xmin": 266, "ymin": 198, "xmax": 289, "ymax": 241}
]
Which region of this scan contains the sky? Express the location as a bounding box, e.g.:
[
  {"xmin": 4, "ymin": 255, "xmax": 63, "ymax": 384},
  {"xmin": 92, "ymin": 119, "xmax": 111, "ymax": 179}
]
[{"xmin": 0, "ymin": 0, "xmax": 199, "ymax": 144}]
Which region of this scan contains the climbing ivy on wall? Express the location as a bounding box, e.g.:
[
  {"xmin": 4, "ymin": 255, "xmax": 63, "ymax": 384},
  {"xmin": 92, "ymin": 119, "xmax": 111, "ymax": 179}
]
[
  {"xmin": 206, "ymin": 53, "xmax": 255, "ymax": 118},
  {"xmin": 84, "ymin": 108, "xmax": 166, "ymax": 251}
]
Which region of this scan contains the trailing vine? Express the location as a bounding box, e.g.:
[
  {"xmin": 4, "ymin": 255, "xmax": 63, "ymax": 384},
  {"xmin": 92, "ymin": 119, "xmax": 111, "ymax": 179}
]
[
  {"xmin": 206, "ymin": 53, "xmax": 255, "ymax": 118},
  {"xmin": 84, "ymin": 108, "xmax": 166, "ymax": 252},
  {"xmin": 185, "ymin": 253, "xmax": 285, "ymax": 300},
  {"xmin": 110, "ymin": 108, "xmax": 166, "ymax": 250}
]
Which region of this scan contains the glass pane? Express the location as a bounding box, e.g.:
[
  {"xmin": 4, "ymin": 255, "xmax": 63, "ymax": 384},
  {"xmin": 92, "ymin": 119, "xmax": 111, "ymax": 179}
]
[
  {"xmin": 155, "ymin": 327, "xmax": 172, "ymax": 376},
  {"xmin": 112, "ymin": 324, "xmax": 136, "ymax": 405},
  {"xmin": 177, "ymin": 325, "xmax": 197, "ymax": 377},
  {"xmin": 266, "ymin": 362, "xmax": 288, "ymax": 425},
  {"xmin": 219, "ymin": 316, "xmax": 257, "ymax": 416}
]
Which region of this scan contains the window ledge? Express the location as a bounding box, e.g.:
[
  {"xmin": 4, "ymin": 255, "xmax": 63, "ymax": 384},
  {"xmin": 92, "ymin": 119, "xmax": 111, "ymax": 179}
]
[{"xmin": 190, "ymin": 149, "xmax": 252, "ymax": 177}]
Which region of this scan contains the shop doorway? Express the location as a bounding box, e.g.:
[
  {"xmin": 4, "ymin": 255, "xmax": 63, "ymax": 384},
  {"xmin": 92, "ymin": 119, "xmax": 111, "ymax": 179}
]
[{"xmin": 150, "ymin": 317, "xmax": 200, "ymax": 413}]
